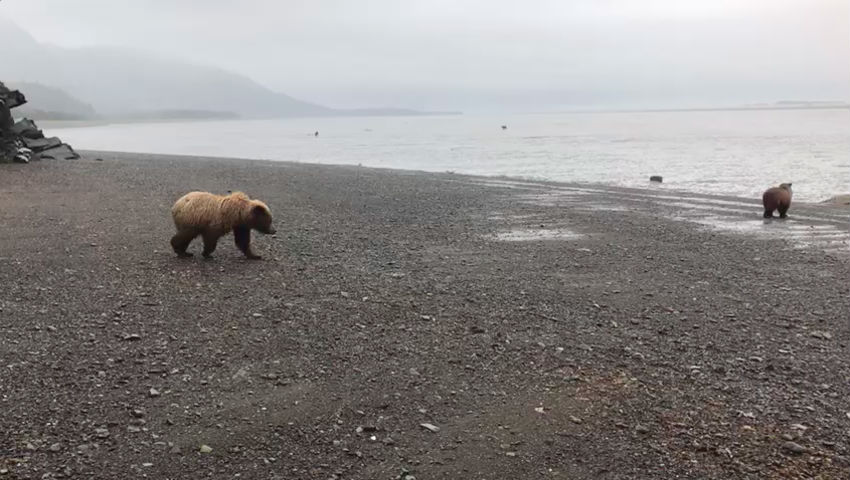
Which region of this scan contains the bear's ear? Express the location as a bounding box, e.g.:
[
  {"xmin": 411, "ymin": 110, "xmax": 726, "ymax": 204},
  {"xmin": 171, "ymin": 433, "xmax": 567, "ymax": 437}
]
[{"xmin": 251, "ymin": 205, "xmax": 267, "ymax": 217}]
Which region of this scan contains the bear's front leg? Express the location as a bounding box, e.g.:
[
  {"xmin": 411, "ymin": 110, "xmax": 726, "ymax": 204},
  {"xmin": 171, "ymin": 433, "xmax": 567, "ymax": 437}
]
[
  {"xmin": 171, "ymin": 229, "xmax": 198, "ymax": 257},
  {"xmin": 202, "ymin": 232, "xmax": 220, "ymax": 259},
  {"xmin": 234, "ymin": 225, "xmax": 261, "ymax": 260}
]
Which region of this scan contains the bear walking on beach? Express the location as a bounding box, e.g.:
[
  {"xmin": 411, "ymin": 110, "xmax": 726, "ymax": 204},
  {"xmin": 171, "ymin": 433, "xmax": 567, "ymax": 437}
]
[
  {"xmin": 170, "ymin": 191, "xmax": 276, "ymax": 259},
  {"xmin": 762, "ymin": 183, "xmax": 793, "ymax": 219}
]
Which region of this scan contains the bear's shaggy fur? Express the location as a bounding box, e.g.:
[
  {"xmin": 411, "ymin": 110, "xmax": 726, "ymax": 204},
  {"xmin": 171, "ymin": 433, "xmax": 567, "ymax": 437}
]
[
  {"xmin": 762, "ymin": 183, "xmax": 793, "ymax": 219},
  {"xmin": 170, "ymin": 191, "xmax": 275, "ymax": 259}
]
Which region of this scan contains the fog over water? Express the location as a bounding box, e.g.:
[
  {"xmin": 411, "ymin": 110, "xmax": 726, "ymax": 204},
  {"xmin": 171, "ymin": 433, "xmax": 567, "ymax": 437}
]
[{"xmin": 2, "ymin": 0, "xmax": 848, "ymax": 112}]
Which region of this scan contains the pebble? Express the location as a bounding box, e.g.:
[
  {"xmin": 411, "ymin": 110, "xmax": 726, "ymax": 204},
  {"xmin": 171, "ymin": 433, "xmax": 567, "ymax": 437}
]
[
  {"xmin": 149, "ymin": 388, "xmax": 161, "ymax": 397},
  {"xmin": 49, "ymin": 443, "xmax": 61, "ymax": 452},
  {"xmin": 635, "ymin": 425, "xmax": 650, "ymax": 434},
  {"xmin": 420, "ymin": 423, "xmax": 440, "ymax": 433},
  {"xmin": 810, "ymin": 330, "xmax": 833, "ymax": 340},
  {"xmin": 199, "ymin": 444, "xmax": 213, "ymax": 453},
  {"xmin": 94, "ymin": 428, "xmax": 110, "ymax": 439},
  {"xmin": 569, "ymin": 415, "xmax": 583, "ymax": 424},
  {"xmin": 122, "ymin": 333, "xmax": 142, "ymax": 341},
  {"xmin": 782, "ymin": 441, "xmax": 807, "ymax": 455}
]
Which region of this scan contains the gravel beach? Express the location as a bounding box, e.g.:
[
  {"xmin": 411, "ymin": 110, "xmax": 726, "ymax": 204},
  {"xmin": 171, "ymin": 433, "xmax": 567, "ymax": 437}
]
[{"xmin": 1, "ymin": 152, "xmax": 848, "ymax": 479}]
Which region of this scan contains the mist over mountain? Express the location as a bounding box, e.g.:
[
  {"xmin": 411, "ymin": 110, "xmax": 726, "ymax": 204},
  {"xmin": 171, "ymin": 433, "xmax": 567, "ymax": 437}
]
[{"xmin": 0, "ymin": 17, "xmax": 443, "ymax": 119}]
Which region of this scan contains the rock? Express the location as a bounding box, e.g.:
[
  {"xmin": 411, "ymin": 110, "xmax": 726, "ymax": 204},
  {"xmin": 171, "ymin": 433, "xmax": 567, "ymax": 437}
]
[
  {"xmin": 49, "ymin": 443, "xmax": 62, "ymax": 452},
  {"xmin": 94, "ymin": 428, "xmax": 110, "ymax": 439},
  {"xmin": 127, "ymin": 426, "xmax": 141, "ymax": 433},
  {"xmin": 199, "ymin": 444, "xmax": 213, "ymax": 453},
  {"xmin": 569, "ymin": 415, "xmax": 583, "ymax": 424},
  {"xmin": 37, "ymin": 143, "xmax": 80, "ymax": 160},
  {"xmin": 22, "ymin": 136, "xmax": 62, "ymax": 151},
  {"xmin": 122, "ymin": 334, "xmax": 142, "ymax": 341},
  {"xmin": 810, "ymin": 330, "xmax": 833, "ymax": 340},
  {"xmin": 149, "ymin": 388, "xmax": 161, "ymax": 397},
  {"xmin": 419, "ymin": 423, "xmax": 440, "ymax": 433},
  {"xmin": 635, "ymin": 425, "xmax": 650, "ymax": 434},
  {"xmin": 131, "ymin": 409, "xmax": 145, "ymax": 418},
  {"xmin": 649, "ymin": 175, "xmax": 663, "ymax": 183},
  {"xmin": 782, "ymin": 441, "xmax": 807, "ymax": 455}
]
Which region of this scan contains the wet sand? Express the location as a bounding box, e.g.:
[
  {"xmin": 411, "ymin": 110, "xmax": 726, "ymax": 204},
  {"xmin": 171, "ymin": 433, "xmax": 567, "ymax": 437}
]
[{"xmin": 1, "ymin": 151, "xmax": 848, "ymax": 479}]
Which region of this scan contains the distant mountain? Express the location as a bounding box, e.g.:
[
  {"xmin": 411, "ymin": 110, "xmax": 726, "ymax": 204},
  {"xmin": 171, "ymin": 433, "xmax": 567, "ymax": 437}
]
[
  {"xmin": 6, "ymin": 81, "xmax": 97, "ymax": 120},
  {"xmin": 0, "ymin": 17, "xmax": 451, "ymax": 119}
]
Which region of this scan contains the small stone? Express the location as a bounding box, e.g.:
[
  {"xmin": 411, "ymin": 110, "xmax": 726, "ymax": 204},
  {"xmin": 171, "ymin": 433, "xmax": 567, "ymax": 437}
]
[
  {"xmin": 127, "ymin": 426, "xmax": 141, "ymax": 433},
  {"xmin": 149, "ymin": 388, "xmax": 161, "ymax": 397},
  {"xmin": 790, "ymin": 424, "xmax": 808, "ymax": 431},
  {"xmin": 122, "ymin": 334, "xmax": 142, "ymax": 341},
  {"xmin": 25, "ymin": 442, "xmax": 36, "ymax": 451},
  {"xmin": 569, "ymin": 415, "xmax": 583, "ymax": 424},
  {"xmin": 505, "ymin": 451, "xmax": 518, "ymax": 457},
  {"xmin": 48, "ymin": 443, "xmax": 61, "ymax": 452},
  {"xmin": 782, "ymin": 441, "xmax": 807, "ymax": 455},
  {"xmin": 251, "ymin": 313, "xmax": 263, "ymax": 318},
  {"xmin": 95, "ymin": 428, "xmax": 110, "ymax": 439},
  {"xmin": 534, "ymin": 407, "xmax": 545, "ymax": 414},
  {"xmin": 748, "ymin": 356, "xmax": 764, "ymax": 362},
  {"xmin": 420, "ymin": 423, "xmax": 440, "ymax": 433},
  {"xmin": 635, "ymin": 425, "xmax": 650, "ymax": 434},
  {"xmin": 199, "ymin": 444, "xmax": 213, "ymax": 453},
  {"xmin": 420, "ymin": 315, "xmax": 433, "ymax": 321},
  {"xmin": 469, "ymin": 326, "xmax": 486, "ymax": 334},
  {"xmin": 141, "ymin": 462, "xmax": 153, "ymax": 467},
  {"xmin": 810, "ymin": 331, "xmax": 832, "ymax": 340},
  {"xmin": 131, "ymin": 409, "xmax": 145, "ymax": 418}
]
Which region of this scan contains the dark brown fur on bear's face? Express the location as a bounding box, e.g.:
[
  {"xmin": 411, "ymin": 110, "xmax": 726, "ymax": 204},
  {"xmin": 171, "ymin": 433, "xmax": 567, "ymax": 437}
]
[{"xmin": 249, "ymin": 205, "xmax": 276, "ymax": 235}]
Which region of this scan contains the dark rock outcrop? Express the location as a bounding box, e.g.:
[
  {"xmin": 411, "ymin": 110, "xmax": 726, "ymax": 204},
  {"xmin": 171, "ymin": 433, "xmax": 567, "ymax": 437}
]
[{"xmin": 1, "ymin": 81, "xmax": 79, "ymax": 163}]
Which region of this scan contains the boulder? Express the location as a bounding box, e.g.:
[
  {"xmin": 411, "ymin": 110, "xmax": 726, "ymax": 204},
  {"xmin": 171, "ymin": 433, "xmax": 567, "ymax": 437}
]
[{"xmin": 649, "ymin": 175, "xmax": 663, "ymax": 183}]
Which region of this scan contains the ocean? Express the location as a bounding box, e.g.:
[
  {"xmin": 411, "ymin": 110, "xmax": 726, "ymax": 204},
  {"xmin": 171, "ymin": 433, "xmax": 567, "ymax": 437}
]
[{"xmin": 49, "ymin": 108, "xmax": 849, "ymax": 203}]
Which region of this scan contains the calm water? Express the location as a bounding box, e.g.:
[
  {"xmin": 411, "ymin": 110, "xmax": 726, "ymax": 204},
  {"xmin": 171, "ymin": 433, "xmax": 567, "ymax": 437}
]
[{"xmin": 50, "ymin": 108, "xmax": 850, "ymax": 203}]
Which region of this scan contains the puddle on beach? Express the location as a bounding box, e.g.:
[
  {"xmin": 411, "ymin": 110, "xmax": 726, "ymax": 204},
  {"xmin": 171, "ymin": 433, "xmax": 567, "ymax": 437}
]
[
  {"xmin": 492, "ymin": 228, "xmax": 584, "ymax": 242},
  {"xmin": 675, "ymin": 215, "xmax": 850, "ymax": 253}
]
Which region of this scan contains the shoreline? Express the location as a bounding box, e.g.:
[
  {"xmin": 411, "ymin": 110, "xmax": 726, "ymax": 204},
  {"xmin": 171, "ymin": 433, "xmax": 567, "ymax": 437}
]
[
  {"xmin": 1, "ymin": 151, "xmax": 848, "ymax": 479},
  {"xmin": 79, "ymin": 148, "xmax": 850, "ymax": 211}
]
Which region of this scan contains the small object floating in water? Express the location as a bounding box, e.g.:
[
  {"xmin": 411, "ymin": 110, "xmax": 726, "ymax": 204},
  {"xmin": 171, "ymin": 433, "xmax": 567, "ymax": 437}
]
[
  {"xmin": 314, "ymin": 131, "xmax": 319, "ymax": 137},
  {"xmin": 649, "ymin": 175, "xmax": 663, "ymax": 183},
  {"xmin": 501, "ymin": 125, "xmax": 507, "ymax": 130}
]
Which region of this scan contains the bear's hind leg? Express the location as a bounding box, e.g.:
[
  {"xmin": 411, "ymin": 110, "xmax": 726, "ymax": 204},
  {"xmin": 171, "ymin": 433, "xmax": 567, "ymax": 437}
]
[
  {"xmin": 202, "ymin": 232, "xmax": 220, "ymax": 259},
  {"xmin": 778, "ymin": 204, "xmax": 789, "ymax": 219},
  {"xmin": 171, "ymin": 229, "xmax": 198, "ymax": 257},
  {"xmin": 234, "ymin": 225, "xmax": 261, "ymax": 260},
  {"xmin": 763, "ymin": 208, "xmax": 774, "ymax": 218}
]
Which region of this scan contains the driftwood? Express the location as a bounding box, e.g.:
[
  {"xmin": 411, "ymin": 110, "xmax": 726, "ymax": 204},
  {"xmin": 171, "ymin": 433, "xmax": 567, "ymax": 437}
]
[{"xmin": 1, "ymin": 81, "xmax": 79, "ymax": 163}]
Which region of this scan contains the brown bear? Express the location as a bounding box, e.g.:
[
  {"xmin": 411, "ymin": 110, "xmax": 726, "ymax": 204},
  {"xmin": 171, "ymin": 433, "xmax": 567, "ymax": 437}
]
[
  {"xmin": 170, "ymin": 191, "xmax": 275, "ymax": 259},
  {"xmin": 762, "ymin": 183, "xmax": 792, "ymax": 219}
]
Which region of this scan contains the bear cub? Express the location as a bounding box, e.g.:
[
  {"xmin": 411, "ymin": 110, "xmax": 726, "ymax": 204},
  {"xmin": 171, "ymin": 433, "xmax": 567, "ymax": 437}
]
[
  {"xmin": 762, "ymin": 183, "xmax": 792, "ymax": 219},
  {"xmin": 170, "ymin": 191, "xmax": 275, "ymax": 259}
]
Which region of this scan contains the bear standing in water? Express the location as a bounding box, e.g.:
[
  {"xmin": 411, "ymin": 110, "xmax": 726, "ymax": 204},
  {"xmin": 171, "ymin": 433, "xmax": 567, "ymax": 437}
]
[
  {"xmin": 170, "ymin": 191, "xmax": 275, "ymax": 259},
  {"xmin": 762, "ymin": 183, "xmax": 793, "ymax": 219}
]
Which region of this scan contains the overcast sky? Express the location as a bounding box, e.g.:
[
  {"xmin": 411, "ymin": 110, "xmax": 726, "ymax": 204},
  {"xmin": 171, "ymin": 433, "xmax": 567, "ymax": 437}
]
[{"xmin": 2, "ymin": 0, "xmax": 848, "ymax": 111}]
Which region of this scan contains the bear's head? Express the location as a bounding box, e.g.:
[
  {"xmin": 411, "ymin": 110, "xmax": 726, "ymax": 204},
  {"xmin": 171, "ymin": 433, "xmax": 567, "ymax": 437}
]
[
  {"xmin": 779, "ymin": 182, "xmax": 792, "ymax": 192},
  {"xmin": 248, "ymin": 201, "xmax": 276, "ymax": 235}
]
